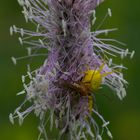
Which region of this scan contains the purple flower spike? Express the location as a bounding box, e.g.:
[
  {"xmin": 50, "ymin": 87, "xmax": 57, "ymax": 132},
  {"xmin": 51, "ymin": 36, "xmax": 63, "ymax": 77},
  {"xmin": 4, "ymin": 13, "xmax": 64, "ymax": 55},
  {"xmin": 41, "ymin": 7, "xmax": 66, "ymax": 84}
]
[{"xmin": 10, "ymin": 0, "xmax": 134, "ymax": 140}]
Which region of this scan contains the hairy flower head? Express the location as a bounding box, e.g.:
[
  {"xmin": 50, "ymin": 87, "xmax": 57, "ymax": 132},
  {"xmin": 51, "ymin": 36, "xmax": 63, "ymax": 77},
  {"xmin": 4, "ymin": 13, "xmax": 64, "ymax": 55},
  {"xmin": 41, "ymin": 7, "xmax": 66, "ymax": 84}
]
[{"xmin": 10, "ymin": 0, "xmax": 134, "ymax": 140}]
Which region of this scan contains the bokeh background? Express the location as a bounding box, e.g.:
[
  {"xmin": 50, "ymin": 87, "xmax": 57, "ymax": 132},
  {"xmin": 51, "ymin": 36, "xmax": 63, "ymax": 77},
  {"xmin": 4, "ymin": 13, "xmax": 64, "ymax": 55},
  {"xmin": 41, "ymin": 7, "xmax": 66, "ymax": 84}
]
[{"xmin": 0, "ymin": 0, "xmax": 140, "ymax": 140}]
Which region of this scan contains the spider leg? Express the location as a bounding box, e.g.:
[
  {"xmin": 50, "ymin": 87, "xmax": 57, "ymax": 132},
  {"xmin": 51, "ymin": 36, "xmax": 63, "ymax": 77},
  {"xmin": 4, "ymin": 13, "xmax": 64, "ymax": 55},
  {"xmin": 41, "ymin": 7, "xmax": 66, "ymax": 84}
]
[
  {"xmin": 101, "ymin": 71, "xmax": 113, "ymax": 77},
  {"xmin": 98, "ymin": 63, "xmax": 105, "ymax": 72},
  {"xmin": 88, "ymin": 95, "xmax": 93, "ymax": 114}
]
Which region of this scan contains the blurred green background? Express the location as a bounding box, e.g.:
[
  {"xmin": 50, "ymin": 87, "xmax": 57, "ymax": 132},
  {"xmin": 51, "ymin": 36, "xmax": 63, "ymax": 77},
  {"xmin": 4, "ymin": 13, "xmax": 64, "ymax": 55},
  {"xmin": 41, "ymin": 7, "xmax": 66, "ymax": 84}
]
[{"xmin": 0, "ymin": 0, "xmax": 140, "ymax": 140}]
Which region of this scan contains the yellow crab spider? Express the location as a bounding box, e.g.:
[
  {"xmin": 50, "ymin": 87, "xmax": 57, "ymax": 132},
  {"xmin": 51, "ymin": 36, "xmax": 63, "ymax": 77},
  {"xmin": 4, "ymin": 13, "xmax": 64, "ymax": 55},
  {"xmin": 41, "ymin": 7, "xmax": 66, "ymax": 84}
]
[
  {"xmin": 81, "ymin": 63, "xmax": 113, "ymax": 116},
  {"xmin": 82, "ymin": 63, "xmax": 112, "ymax": 91}
]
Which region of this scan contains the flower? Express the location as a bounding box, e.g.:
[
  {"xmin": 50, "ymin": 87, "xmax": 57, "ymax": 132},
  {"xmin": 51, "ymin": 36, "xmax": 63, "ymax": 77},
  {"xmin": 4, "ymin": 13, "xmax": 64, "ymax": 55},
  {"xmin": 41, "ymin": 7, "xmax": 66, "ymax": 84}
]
[{"xmin": 10, "ymin": 0, "xmax": 134, "ymax": 140}]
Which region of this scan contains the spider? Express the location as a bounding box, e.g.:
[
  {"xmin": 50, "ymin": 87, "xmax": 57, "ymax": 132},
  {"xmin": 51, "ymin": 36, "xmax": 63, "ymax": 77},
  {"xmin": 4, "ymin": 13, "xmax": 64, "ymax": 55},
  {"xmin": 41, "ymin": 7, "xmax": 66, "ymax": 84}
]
[{"xmin": 61, "ymin": 63, "xmax": 112, "ymax": 114}]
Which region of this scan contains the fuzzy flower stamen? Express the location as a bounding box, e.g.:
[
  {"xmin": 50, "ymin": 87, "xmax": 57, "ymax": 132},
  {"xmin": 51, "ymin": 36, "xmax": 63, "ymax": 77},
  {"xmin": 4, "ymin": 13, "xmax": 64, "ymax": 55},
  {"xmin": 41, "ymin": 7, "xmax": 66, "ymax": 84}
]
[{"xmin": 10, "ymin": 0, "xmax": 134, "ymax": 140}]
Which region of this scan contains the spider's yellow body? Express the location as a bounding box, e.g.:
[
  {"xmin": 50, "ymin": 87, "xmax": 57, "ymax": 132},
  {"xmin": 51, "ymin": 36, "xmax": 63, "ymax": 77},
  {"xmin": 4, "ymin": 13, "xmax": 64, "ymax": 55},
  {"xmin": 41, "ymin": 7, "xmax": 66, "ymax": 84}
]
[
  {"xmin": 82, "ymin": 63, "xmax": 112, "ymax": 91},
  {"xmin": 82, "ymin": 64, "xmax": 112, "ymax": 115},
  {"xmin": 82, "ymin": 70, "xmax": 102, "ymax": 91}
]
